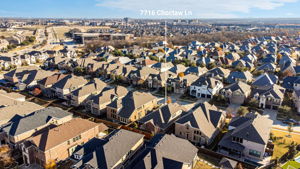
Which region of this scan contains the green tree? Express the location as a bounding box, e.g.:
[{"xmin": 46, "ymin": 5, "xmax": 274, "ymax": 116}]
[
  {"xmin": 237, "ymin": 106, "xmax": 249, "ymax": 116},
  {"xmin": 287, "ymin": 123, "xmax": 293, "ymax": 137}
]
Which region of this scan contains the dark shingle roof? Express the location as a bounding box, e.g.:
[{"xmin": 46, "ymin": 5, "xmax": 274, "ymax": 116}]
[
  {"xmin": 1, "ymin": 107, "xmax": 70, "ymax": 136},
  {"xmin": 129, "ymin": 134, "xmax": 198, "ymax": 169},
  {"xmin": 73, "ymin": 129, "xmax": 144, "ymax": 169}
]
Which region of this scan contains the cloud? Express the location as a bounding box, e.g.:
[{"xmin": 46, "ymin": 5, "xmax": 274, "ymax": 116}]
[{"xmin": 96, "ymin": 0, "xmax": 298, "ymax": 18}]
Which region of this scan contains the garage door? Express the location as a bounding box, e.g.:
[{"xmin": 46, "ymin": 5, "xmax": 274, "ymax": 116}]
[{"xmin": 201, "ymin": 94, "xmax": 206, "ymax": 98}]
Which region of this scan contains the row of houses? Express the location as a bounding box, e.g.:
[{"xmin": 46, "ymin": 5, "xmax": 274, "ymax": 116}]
[{"xmin": 0, "ymin": 93, "xmax": 201, "ymax": 169}]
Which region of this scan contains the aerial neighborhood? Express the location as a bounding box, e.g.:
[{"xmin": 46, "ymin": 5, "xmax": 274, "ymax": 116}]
[{"xmin": 0, "ymin": 17, "xmax": 300, "ymax": 169}]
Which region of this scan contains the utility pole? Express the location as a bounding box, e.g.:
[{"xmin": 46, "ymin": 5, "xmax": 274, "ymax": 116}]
[{"xmin": 164, "ymin": 20, "xmax": 167, "ymax": 104}]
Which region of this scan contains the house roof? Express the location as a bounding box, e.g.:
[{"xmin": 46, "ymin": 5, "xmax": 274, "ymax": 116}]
[
  {"xmin": 282, "ymin": 76, "xmax": 300, "ymax": 90},
  {"xmin": 231, "ymin": 114, "xmax": 272, "ymax": 144},
  {"xmin": 1, "ymin": 107, "xmax": 71, "ymax": 136},
  {"xmin": 73, "ymin": 129, "xmax": 144, "ymax": 169},
  {"xmin": 192, "ymin": 77, "xmax": 222, "ymax": 89},
  {"xmin": 252, "ymin": 73, "xmax": 278, "ymax": 88},
  {"xmin": 29, "ymin": 118, "xmax": 107, "ymax": 151},
  {"xmin": 252, "ymin": 84, "xmax": 285, "ymax": 99},
  {"xmin": 138, "ymin": 103, "xmax": 185, "ymax": 130},
  {"xmin": 38, "ymin": 73, "xmax": 68, "ymax": 86},
  {"xmin": 92, "ymin": 86, "xmax": 128, "ymax": 106},
  {"xmin": 219, "ymin": 157, "xmax": 238, "ymax": 169},
  {"xmin": 222, "ymin": 81, "xmax": 251, "ymax": 95},
  {"xmin": 176, "ymin": 102, "xmax": 224, "ymax": 138},
  {"xmin": 107, "ymin": 91, "xmax": 157, "ymax": 119},
  {"xmin": 130, "ymin": 134, "xmax": 198, "ymax": 169},
  {"xmin": 185, "ymin": 66, "xmax": 208, "ymax": 75},
  {"xmin": 71, "ymin": 79, "xmax": 106, "ymax": 97},
  {"xmin": 227, "ymin": 71, "xmax": 253, "ymax": 84},
  {"xmin": 52, "ymin": 75, "xmax": 88, "ymax": 90}
]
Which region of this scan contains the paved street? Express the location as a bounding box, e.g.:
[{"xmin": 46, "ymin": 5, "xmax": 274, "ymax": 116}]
[{"xmin": 263, "ymin": 109, "xmax": 300, "ymax": 133}]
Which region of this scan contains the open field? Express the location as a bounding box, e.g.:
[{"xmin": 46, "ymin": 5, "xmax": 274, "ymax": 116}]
[{"xmin": 271, "ymin": 129, "xmax": 300, "ymax": 160}]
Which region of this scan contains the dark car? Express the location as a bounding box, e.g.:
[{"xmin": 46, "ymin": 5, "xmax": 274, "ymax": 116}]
[{"xmin": 283, "ymin": 119, "xmax": 300, "ymax": 126}]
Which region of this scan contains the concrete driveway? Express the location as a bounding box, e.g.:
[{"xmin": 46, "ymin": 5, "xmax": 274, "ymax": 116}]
[
  {"xmin": 263, "ymin": 109, "xmax": 300, "ymax": 133},
  {"xmin": 226, "ymin": 104, "xmax": 241, "ymax": 115}
]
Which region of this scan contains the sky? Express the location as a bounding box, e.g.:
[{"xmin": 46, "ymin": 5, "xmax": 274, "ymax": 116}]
[{"xmin": 0, "ymin": 0, "xmax": 300, "ymax": 19}]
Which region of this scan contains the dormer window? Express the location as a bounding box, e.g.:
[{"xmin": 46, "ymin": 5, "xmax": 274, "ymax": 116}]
[{"xmin": 232, "ymin": 136, "xmax": 243, "ymax": 143}]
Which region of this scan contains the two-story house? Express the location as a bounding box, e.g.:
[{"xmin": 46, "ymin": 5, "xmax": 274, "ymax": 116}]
[
  {"xmin": 139, "ymin": 103, "xmax": 185, "ymax": 134},
  {"xmin": 71, "ymin": 129, "xmax": 144, "ymax": 169},
  {"xmin": 106, "ymin": 91, "xmax": 157, "ymax": 124},
  {"xmin": 218, "ymin": 113, "xmax": 272, "ymax": 163},
  {"xmin": 190, "ymin": 77, "xmax": 223, "ymax": 99},
  {"xmin": 220, "ymin": 81, "xmax": 251, "ymax": 105},
  {"xmin": 21, "ymin": 118, "xmax": 108, "ymax": 167},
  {"xmin": 175, "ymin": 102, "xmax": 226, "ymax": 145}
]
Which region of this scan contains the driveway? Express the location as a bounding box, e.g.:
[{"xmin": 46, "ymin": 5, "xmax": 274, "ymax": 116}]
[
  {"xmin": 263, "ymin": 109, "xmax": 300, "ymax": 133},
  {"xmin": 226, "ymin": 104, "xmax": 241, "ymax": 115}
]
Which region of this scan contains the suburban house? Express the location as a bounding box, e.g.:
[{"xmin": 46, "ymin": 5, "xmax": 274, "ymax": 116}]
[
  {"xmin": 251, "ymin": 73, "xmax": 278, "ymax": 90},
  {"xmin": 21, "ymin": 118, "xmax": 108, "ymax": 167},
  {"xmin": 147, "ymin": 71, "xmax": 176, "ymax": 89},
  {"xmin": 185, "ymin": 66, "xmax": 208, "ymax": 76},
  {"xmin": 127, "ymin": 134, "xmax": 198, "ymax": 169},
  {"xmin": 218, "ymin": 113, "xmax": 273, "ymax": 163},
  {"xmin": 252, "ymin": 84, "xmax": 285, "ymax": 110},
  {"xmin": 168, "ymin": 73, "xmax": 198, "ymax": 94},
  {"xmin": 220, "ymin": 81, "xmax": 251, "ymax": 104},
  {"xmin": 70, "ymin": 79, "xmax": 106, "ymax": 106},
  {"xmin": 151, "ymin": 62, "xmax": 174, "ymax": 72},
  {"xmin": 71, "ymin": 129, "xmax": 144, "ymax": 169},
  {"xmin": 51, "ymin": 75, "xmax": 88, "ymax": 99},
  {"xmin": 204, "ymin": 67, "xmax": 230, "ymax": 79},
  {"xmin": 0, "ymin": 107, "xmax": 72, "ymax": 145},
  {"xmin": 190, "ymin": 77, "xmax": 223, "ymax": 99},
  {"xmin": 292, "ymin": 89, "xmax": 300, "ymax": 113},
  {"xmin": 130, "ymin": 67, "xmax": 159, "ymax": 86},
  {"xmin": 226, "ymin": 71, "xmax": 253, "ymax": 84},
  {"xmin": 139, "ymin": 103, "xmax": 185, "ymax": 134},
  {"xmin": 4, "ymin": 67, "xmax": 55, "ymax": 90},
  {"xmin": 256, "ymin": 63, "xmax": 276, "ymax": 73},
  {"xmin": 0, "ymin": 90, "xmax": 44, "ymax": 126},
  {"xmin": 175, "ymin": 102, "xmax": 226, "ymax": 145},
  {"xmin": 38, "ymin": 73, "xmax": 68, "ymax": 98},
  {"xmin": 106, "ymin": 91, "xmax": 158, "ymax": 124},
  {"xmin": 87, "ymin": 86, "xmax": 129, "ymax": 115}
]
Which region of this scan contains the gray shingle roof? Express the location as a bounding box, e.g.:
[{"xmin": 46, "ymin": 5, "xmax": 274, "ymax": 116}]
[
  {"xmin": 129, "ymin": 134, "xmax": 198, "ymax": 169},
  {"xmin": 73, "ymin": 129, "xmax": 144, "ymax": 169},
  {"xmin": 138, "ymin": 103, "xmax": 184, "ymax": 130},
  {"xmin": 1, "ymin": 107, "xmax": 70, "ymax": 136}
]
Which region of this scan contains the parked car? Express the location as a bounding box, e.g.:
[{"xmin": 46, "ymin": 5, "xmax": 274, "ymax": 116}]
[{"xmin": 283, "ymin": 119, "xmax": 300, "ymax": 126}]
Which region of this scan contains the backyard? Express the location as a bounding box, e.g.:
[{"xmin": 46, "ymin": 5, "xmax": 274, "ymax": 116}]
[{"xmin": 271, "ymin": 129, "xmax": 300, "ymax": 160}]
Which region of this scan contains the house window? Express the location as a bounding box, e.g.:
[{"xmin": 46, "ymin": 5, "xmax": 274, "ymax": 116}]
[
  {"xmin": 249, "ymin": 149, "xmax": 261, "ymax": 158},
  {"xmin": 73, "ymin": 135, "xmax": 82, "ymax": 142},
  {"xmin": 232, "ymin": 136, "xmax": 243, "ymax": 143}
]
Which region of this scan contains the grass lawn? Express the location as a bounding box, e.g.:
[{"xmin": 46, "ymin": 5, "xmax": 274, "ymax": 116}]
[
  {"xmin": 193, "ymin": 160, "xmax": 216, "ymax": 169},
  {"xmin": 53, "ymin": 26, "xmax": 72, "ymax": 39},
  {"xmin": 271, "ymin": 129, "xmax": 300, "ymax": 160},
  {"xmin": 281, "ymin": 161, "xmax": 300, "ymax": 169}
]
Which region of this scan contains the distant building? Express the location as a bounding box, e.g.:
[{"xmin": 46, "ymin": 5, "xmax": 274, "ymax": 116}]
[{"xmin": 73, "ymin": 33, "xmax": 134, "ymax": 44}]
